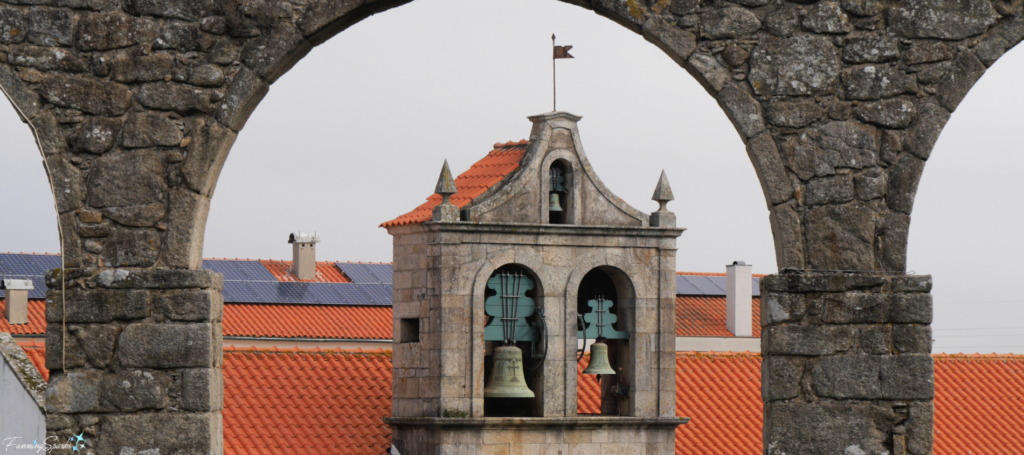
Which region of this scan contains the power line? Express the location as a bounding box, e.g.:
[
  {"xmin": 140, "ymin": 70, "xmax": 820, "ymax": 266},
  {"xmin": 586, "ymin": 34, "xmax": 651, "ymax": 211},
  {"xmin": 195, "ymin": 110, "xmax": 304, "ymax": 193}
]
[
  {"xmin": 935, "ymin": 327, "xmax": 1024, "ymax": 331},
  {"xmin": 934, "ymin": 300, "xmax": 1024, "ymax": 304}
]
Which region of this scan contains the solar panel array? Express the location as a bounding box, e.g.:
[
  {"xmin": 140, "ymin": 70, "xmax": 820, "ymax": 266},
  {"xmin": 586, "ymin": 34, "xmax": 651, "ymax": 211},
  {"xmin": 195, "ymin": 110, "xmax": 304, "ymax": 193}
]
[
  {"xmin": 336, "ymin": 263, "xmax": 392, "ymax": 284},
  {"xmin": 0, "ymin": 253, "xmax": 759, "ymax": 304},
  {"xmin": 0, "ymin": 253, "xmax": 59, "ymax": 298},
  {"xmin": 675, "ymin": 275, "xmax": 761, "ymax": 297},
  {"xmin": 201, "ymin": 259, "xmax": 393, "ymax": 306}
]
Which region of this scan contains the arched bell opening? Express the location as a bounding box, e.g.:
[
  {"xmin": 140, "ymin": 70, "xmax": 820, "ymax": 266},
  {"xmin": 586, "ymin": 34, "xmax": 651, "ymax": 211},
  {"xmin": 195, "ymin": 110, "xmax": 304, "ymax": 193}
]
[
  {"xmin": 482, "ymin": 263, "xmax": 546, "ymax": 417},
  {"xmin": 547, "ymin": 160, "xmax": 572, "ymax": 225},
  {"xmin": 575, "ymin": 267, "xmax": 635, "ymax": 416}
]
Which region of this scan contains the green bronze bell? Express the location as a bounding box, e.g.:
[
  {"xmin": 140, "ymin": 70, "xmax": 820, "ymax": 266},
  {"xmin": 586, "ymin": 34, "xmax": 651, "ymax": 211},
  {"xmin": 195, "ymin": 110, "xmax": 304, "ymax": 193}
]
[
  {"xmin": 582, "ymin": 341, "xmax": 616, "ymax": 375},
  {"xmin": 549, "ymin": 193, "xmax": 563, "ymax": 212},
  {"xmin": 484, "ymin": 346, "xmax": 535, "ymax": 398}
]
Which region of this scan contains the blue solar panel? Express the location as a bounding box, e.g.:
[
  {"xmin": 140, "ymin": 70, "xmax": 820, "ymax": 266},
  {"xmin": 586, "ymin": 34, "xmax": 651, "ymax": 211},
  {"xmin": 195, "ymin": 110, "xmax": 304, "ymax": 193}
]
[
  {"xmin": 676, "ymin": 275, "xmax": 761, "ymax": 296},
  {"xmin": 0, "ymin": 254, "xmax": 62, "ymax": 297},
  {"xmin": 32, "ymin": 255, "xmax": 61, "ymax": 273},
  {"xmin": 245, "ymin": 282, "xmax": 288, "ymax": 304},
  {"xmin": 676, "ymin": 276, "xmax": 702, "ymax": 295},
  {"xmin": 368, "ymin": 264, "xmax": 393, "ymax": 284},
  {"xmin": 692, "ymin": 276, "xmax": 726, "ymax": 295},
  {"xmin": 336, "ymin": 263, "xmax": 381, "ymax": 283},
  {"xmin": 221, "ymin": 281, "xmax": 261, "ymax": 303},
  {"xmin": 305, "ymin": 284, "xmax": 347, "ymax": 305},
  {"xmin": 355, "ymin": 284, "xmax": 393, "ymax": 305},
  {"xmin": 332, "ymin": 284, "xmax": 376, "ymax": 305},
  {"xmin": 28, "ymin": 276, "xmax": 47, "ymax": 299},
  {"xmin": 0, "ymin": 253, "xmax": 42, "ymax": 276},
  {"xmin": 202, "ymin": 260, "xmax": 278, "ymax": 282}
]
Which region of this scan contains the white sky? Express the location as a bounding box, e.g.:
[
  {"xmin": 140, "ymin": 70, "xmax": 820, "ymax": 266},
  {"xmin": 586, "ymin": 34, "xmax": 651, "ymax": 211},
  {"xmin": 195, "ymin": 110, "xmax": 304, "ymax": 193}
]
[{"xmin": 0, "ymin": 0, "xmax": 1020, "ymax": 353}]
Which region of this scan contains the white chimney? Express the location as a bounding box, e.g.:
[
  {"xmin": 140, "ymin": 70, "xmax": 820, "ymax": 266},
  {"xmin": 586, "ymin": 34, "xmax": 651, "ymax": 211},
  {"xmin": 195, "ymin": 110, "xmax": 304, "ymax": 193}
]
[
  {"xmin": 288, "ymin": 232, "xmax": 320, "ymax": 280},
  {"xmin": 3, "ymin": 279, "xmax": 33, "ymax": 325},
  {"xmin": 726, "ymin": 261, "xmax": 752, "ymax": 337}
]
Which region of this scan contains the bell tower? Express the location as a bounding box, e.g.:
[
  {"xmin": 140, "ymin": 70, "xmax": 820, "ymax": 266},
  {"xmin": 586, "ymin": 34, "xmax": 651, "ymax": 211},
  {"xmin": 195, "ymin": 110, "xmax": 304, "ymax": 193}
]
[{"xmin": 382, "ymin": 112, "xmax": 687, "ymax": 454}]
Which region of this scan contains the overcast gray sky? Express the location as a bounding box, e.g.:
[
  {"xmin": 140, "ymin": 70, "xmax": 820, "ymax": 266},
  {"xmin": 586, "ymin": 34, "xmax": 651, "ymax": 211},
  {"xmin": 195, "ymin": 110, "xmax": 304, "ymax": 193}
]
[{"xmin": 0, "ymin": 0, "xmax": 1020, "ymax": 353}]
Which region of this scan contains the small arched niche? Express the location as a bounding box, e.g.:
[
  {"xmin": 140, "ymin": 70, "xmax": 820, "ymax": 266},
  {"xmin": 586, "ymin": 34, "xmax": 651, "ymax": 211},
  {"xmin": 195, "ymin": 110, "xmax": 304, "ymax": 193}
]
[
  {"xmin": 547, "ymin": 159, "xmax": 572, "ymax": 225},
  {"xmin": 576, "ymin": 267, "xmax": 636, "ymax": 416},
  {"xmin": 482, "ymin": 263, "xmax": 547, "ymax": 417}
]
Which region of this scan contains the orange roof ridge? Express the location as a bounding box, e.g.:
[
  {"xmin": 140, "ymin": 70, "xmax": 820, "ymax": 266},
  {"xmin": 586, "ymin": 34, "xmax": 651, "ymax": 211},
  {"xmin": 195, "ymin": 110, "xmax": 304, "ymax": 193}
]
[
  {"xmin": 493, "ymin": 139, "xmax": 528, "ymax": 148},
  {"xmin": 260, "ymin": 260, "xmax": 350, "ymax": 283},
  {"xmin": 380, "ymin": 140, "xmax": 530, "ymax": 228}
]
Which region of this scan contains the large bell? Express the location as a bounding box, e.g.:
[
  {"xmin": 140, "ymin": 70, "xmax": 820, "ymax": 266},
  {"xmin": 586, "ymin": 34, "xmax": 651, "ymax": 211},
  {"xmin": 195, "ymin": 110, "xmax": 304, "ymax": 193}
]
[
  {"xmin": 549, "ymin": 193, "xmax": 563, "ymax": 212},
  {"xmin": 485, "ymin": 346, "xmax": 536, "ymax": 398},
  {"xmin": 582, "ymin": 341, "xmax": 616, "ymax": 375}
]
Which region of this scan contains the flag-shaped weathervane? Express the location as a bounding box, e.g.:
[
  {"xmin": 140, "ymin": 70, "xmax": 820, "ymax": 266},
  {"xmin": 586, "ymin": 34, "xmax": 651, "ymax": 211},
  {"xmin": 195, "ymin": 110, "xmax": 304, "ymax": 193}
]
[{"xmin": 552, "ymin": 34, "xmax": 574, "ymax": 112}]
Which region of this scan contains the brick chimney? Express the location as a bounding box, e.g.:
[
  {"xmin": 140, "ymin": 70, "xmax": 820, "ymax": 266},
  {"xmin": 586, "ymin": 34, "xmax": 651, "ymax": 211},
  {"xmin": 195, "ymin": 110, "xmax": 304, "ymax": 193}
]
[
  {"xmin": 288, "ymin": 232, "xmax": 320, "ymax": 280},
  {"xmin": 3, "ymin": 279, "xmax": 33, "ymax": 325},
  {"xmin": 726, "ymin": 261, "xmax": 752, "ymax": 337}
]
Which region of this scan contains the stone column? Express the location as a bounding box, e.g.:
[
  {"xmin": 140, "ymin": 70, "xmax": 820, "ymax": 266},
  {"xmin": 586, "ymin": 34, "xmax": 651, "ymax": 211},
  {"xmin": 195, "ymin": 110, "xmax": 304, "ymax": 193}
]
[
  {"xmin": 761, "ymin": 273, "xmax": 933, "ymax": 455},
  {"xmin": 44, "ymin": 268, "xmax": 223, "ymax": 455}
]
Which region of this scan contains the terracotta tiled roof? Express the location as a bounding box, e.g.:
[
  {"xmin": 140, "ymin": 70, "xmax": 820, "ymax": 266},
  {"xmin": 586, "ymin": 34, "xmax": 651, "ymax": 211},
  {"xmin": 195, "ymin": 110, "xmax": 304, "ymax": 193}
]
[
  {"xmin": 224, "ymin": 304, "xmax": 392, "ymax": 340},
  {"xmin": 0, "ymin": 299, "xmax": 45, "ymax": 335},
  {"xmin": 3, "ymin": 299, "xmax": 393, "ymax": 340},
  {"xmin": 6, "ymin": 296, "xmax": 759, "ymax": 340},
  {"xmin": 577, "ymin": 355, "xmax": 601, "ymax": 414},
  {"xmin": 672, "ymin": 352, "xmax": 763, "ymax": 454},
  {"xmin": 934, "ymin": 353, "xmax": 1024, "ymax": 455},
  {"xmin": 16, "ymin": 339, "xmax": 46, "ymax": 380},
  {"xmin": 260, "ymin": 260, "xmax": 352, "ymax": 283},
  {"xmin": 14, "ymin": 345, "xmax": 1024, "ymax": 455},
  {"xmin": 676, "ymin": 296, "xmax": 761, "ymax": 337},
  {"xmin": 222, "ymin": 347, "xmax": 393, "ymax": 455},
  {"xmin": 380, "ymin": 140, "xmax": 530, "ymax": 228},
  {"xmin": 576, "ymin": 352, "xmax": 762, "ymax": 454}
]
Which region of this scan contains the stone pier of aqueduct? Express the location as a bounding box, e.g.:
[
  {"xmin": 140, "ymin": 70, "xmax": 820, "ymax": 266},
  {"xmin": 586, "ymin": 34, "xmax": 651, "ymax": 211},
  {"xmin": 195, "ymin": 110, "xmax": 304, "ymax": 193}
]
[{"xmin": 0, "ymin": 0, "xmax": 1019, "ymax": 452}]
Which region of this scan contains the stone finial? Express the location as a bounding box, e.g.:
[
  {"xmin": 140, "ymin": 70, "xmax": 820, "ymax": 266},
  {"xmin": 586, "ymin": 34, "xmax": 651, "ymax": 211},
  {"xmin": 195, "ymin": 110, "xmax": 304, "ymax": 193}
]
[
  {"xmin": 432, "ymin": 159, "xmax": 459, "ymax": 223},
  {"xmin": 650, "ymin": 170, "xmax": 676, "ymax": 228},
  {"xmin": 435, "ymin": 159, "xmax": 457, "ymax": 202},
  {"xmin": 651, "ymin": 170, "xmax": 674, "ymax": 210}
]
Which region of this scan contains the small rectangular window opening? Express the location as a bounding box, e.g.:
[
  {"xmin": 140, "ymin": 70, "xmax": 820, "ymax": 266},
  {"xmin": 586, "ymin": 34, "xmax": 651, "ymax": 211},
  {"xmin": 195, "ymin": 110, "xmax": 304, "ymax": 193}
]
[{"xmin": 400, "ymin": 318, "xmax": 420, "ymax": 343}]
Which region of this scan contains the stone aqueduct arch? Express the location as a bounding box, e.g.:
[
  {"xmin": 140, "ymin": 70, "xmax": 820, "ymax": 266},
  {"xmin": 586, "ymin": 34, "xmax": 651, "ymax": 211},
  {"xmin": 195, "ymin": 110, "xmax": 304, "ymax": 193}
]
[{"xmin": 0, "ymin": 0, "xmax": 1019, "ymax": 451}]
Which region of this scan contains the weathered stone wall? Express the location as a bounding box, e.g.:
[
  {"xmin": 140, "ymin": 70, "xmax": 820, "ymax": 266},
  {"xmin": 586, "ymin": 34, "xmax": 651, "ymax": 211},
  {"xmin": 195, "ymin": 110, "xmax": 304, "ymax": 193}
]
[
  {"xmin": 386, "ymin": 217, "xmax": 681, "ymax": 454},
  {"xmin": 43, "ymin": 268, "xmax": 223, "ymax": 454},
  {"xmin": 0, "ymin": 0, "xmax": 1015, "ymax": 451},
  {"xmin": 387, "ymin": 417, "xmax": 681, "ymax": 455},
  {"xmin": 761, "ymin": 272, "xmax": 933, "ymax": 455},
  {"xmin": 387, "ymin": 222, "xmax": 680, "ymax": 421}
]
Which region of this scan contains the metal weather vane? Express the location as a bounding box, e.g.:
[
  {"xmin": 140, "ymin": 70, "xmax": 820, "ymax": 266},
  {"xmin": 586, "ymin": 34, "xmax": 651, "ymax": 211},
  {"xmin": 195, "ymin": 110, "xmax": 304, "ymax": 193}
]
[{"xmin": 552, "ymin": 34, "xmax": 574, "ymax": 112}]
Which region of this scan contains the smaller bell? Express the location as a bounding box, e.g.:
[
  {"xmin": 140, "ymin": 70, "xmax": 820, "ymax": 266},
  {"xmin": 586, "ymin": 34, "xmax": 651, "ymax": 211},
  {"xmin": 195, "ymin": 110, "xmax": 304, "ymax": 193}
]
[
  {"xmin": 582, "ymin": 341, "xmax": 616, "ymax": 375},
  {"xmin": 485, "ymin": 346, "xmax": 536, "ymax": 398},
  {"xmin": 549, "ymin": 193, "xmax": 563, "ymax": 212}
]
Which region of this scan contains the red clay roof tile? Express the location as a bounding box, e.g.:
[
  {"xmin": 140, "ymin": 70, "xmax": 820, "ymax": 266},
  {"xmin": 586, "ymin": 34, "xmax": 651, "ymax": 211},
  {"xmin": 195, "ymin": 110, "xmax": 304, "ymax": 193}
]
[
  {"xmin": 260, "ymin": 260, "xmax": 351, "ymax": 283},
  {"xmin": 15, "ymin": 344, "xmax": 1024, "ymax": 455},
  {"xmin": 224, "ymin": 305, "xmax": 392, "ymax": 340},
  {"xmin": 221, "ymin": 347, "xmax": 393, "ymax": 455},
  {"xmin": 380, "ymin": 141, "xmax": 529, "ymax": 228},
  {"xmin": 676, "ymin": 296, "xmax": 761, "ymax": 337},
  {"xmin": 3, "ymin": 299, "xmax": 392, "ymax": 340},
  {"xmin": 16, "ymin": 339, "xmax": 46, "ymax": 381},
  {"xmin": 0, "ymin": 299, "xmax": 45, "ymax": 335}
]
